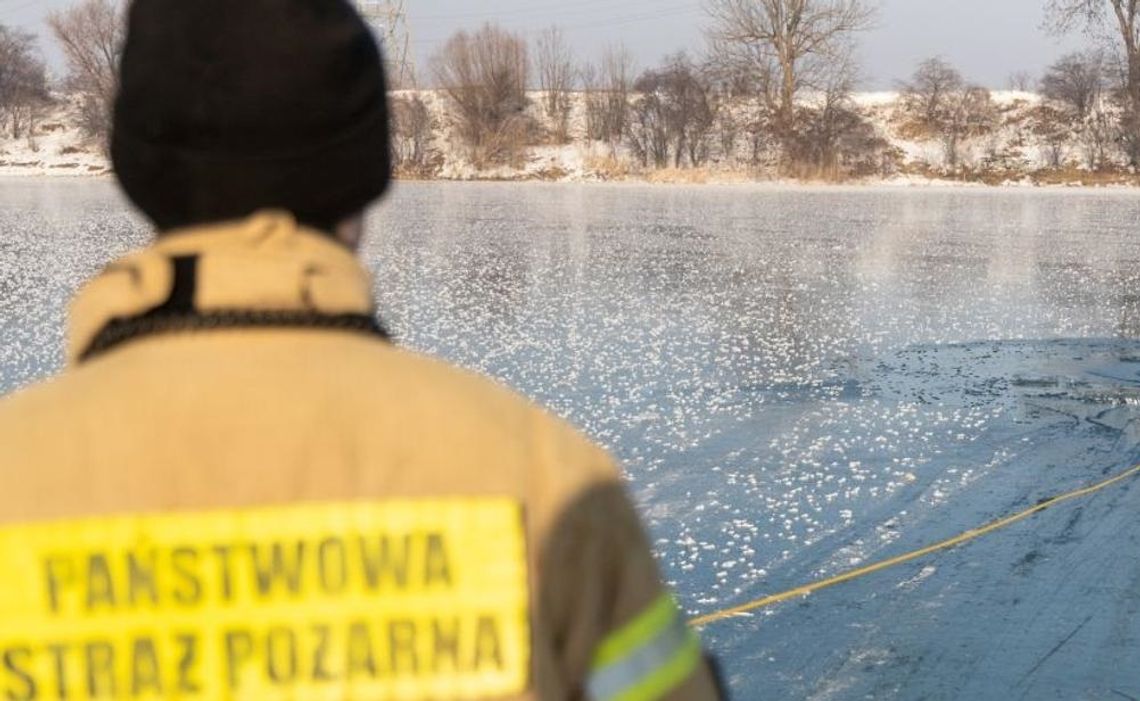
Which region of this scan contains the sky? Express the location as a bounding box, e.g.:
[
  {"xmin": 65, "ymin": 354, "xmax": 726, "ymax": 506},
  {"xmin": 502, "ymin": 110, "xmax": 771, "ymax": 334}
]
[{"xmin": 2, "ymin": 0, "xmax": 1089, "ymax": 90}]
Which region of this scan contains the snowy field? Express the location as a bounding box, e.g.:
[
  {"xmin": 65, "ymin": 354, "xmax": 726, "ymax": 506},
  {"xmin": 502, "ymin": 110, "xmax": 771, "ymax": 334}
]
[{"xmin": 2, "ymin": 179, "xmax": 1140, "ymax": 699}]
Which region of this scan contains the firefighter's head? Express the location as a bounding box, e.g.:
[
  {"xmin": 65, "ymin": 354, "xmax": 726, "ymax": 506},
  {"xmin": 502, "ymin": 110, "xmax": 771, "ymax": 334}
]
[{"xmin": 111, "ymin": 0, "xmax": 391, "ymax": 242}]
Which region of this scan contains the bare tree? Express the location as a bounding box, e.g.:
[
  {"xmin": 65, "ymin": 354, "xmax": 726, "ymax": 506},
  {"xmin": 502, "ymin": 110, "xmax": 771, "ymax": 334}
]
[
  {"xmin": 431, "ymin": 24, "xmax": 531, "ymax": 167},
  {"xmin": 683, "ymin": 70, "xmax": 718, "ymax": 167},
  {"xmin": 580, "ymin": 61, "xmax": 604, "ymax": 139},
  {"xmin": 703, "ymin": 54, "xmax": 776, "ymax": 167},
  {"xmin": 629, "ymin": 53, "xmax": 715, "ymax": 169},
  {"xmin": 711, "ymin": 91, "xmax": 743, "ymax": 165},
  {"xmin": 1041, "ymin": 50, "xmax": 1106, "ymax": 118},
  {"xmin": 390, "ymin": 94, "xmax": 433, "ymax": 173},
  {"xmin": 1081, "ymin": 101, "xmax": 1117, "ymax": 167},
  {"xmin": 1047, "ymin": 0, "xmax": 1140, "ymax": 164},
  {"xmin": 600, "ymin": 44, "xmax": 636, "ymax": 149},
  {"xmin": 0, "ymin": 26, "xmax": 51, "ymax": 140},
  {"xmin": 899, "ymin": 57, "xmax": 964, "ymax": 129},
  {"xmin": 705, "ymin": 0, "xmax": 876, "ymax": 142},
  {"xmin": 536, "ymin": 26, "xmax": 576, "ymax": 143},
  {"xmin": 1036, "ymin": 51, "xmax": 1119, "ymax": 169},
  {"xmin": 48, "ymin": 0, "xmax": 124, "ymax": 149},
  {"xmin": 941, "ymin": 86, "xmax": 997, "ymax": 168},
  {"xmin": 1031, "ymin": 103, "xmax": 1072, "ymax": 167},
  {"xmin": 668, "ymin": 54, "xmax": 715, "ymax": 167},
  {"xmin": 901, "ymin": 58, "xmax": 995, "ymax": 167},
  {"xmin": 629, "ymin": 85, "xmax": 670, "ymax": 168},
  {"xmin": 581, "ymin": 44, "xmax": 636, "ymax": 153}
]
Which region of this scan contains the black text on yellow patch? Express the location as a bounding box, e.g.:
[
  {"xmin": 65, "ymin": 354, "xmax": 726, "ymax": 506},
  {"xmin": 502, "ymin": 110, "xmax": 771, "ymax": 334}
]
[{"xmin": 0, "ymin": 499, "xmax": 530, "ymax": 700}]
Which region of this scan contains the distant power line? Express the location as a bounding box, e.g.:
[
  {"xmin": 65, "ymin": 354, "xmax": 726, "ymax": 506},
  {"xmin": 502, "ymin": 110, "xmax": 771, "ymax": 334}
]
[
  {"xmin": 356, "ymin": 0, "xmax": 417, "ymax": 88},
  {"xmin": 410, "ymin": 2, "xmax": 702, "ymax": 47},
  {"xmin": 0, "ymin": 0, "xmax": 46, "ymax": 20},
  {"xmin": 413, "ymin": 0, "xmax": 644, "ymax": 22}
]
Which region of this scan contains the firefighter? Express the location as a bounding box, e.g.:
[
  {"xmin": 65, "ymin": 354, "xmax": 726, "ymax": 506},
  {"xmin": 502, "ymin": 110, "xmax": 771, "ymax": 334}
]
[{"xmin": 0, "ymin": 1, "xmax": 723, "ymax": 700}]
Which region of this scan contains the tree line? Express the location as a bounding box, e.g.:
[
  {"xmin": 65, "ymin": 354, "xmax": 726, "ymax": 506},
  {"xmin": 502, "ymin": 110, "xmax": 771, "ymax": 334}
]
[
  {"xmin": 4, "ymin": 0, "xmax": 1140, "ymax": 178},
  {"xmin": 0, "ymin": 0, "xmax": 120, "ymax": 151}
]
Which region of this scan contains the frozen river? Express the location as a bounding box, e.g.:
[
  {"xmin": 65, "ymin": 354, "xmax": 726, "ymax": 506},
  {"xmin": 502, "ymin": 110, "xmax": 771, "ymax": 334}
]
[{"xmin": 3, "ymin": 179, "xmax": 1140, "ymax": 699}]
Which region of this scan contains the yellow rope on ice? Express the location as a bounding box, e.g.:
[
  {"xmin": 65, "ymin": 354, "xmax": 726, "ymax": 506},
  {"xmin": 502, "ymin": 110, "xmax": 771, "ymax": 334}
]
[{"xmin": 690, "ymin": 462, "xmax": 1140, "ymax": 628}]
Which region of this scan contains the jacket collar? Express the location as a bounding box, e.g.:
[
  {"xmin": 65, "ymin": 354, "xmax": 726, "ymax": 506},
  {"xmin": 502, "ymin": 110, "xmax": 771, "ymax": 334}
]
[{"xmin": 69, "ymin": 211, "xmax": 376, "ymax": 365}]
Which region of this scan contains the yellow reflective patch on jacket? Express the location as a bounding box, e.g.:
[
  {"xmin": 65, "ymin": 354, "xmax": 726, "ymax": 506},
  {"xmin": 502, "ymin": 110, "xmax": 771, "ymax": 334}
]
[
  {"xmin": 0, "ymin": 499, "xmax": 530, "ymax": 700},
  {"xmin": 588, "ymin": 594, "xmax": 701, "ymax": 701}
]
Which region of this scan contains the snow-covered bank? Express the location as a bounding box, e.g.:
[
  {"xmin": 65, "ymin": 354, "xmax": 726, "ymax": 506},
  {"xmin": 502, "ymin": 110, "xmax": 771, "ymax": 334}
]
[
  {"xmin": 0, "ymin": 99, "xmax": 109, "ymax": 177},
  {"xmin": 392, "ymin": 88, "xmax": 1140, "ymax": 187},
  {"xmin": 4, "ymin": 90, "xmax": 1139, "ymax": 187}
]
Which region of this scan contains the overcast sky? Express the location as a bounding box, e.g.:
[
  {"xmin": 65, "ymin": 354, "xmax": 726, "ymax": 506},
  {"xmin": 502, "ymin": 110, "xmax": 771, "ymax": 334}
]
[{"xmin": 2, "ymin": 0, "xmax": 1088, "ymax": 89}]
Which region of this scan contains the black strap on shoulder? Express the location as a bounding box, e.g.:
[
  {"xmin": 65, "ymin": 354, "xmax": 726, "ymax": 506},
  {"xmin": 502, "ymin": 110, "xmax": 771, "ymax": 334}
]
[
  {"xmin": 79, "ymin": 255, "xmax": 390, "ymax": 363},
  {"xmin": 152, "ymin": 255, "xmax": 199, "ymax": 315}
]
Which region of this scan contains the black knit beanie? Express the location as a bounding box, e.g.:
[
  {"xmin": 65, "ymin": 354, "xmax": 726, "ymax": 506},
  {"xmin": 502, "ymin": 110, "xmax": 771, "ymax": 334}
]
[{"xmin": 112, "ymin": 0, "xmax": 391, "ymax": 234}]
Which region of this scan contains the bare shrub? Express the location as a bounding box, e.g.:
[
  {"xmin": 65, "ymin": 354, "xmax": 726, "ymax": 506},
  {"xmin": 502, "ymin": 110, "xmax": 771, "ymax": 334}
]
[
  {"xmin": 431, "ymin": 24, "xmax": 531, "ymax": 167},
  {"xmin": 580, "ymin": 62, "xmax": 607, "ymax": 143},
  {"xmin": 712, "ymin": 93, "xmax": 742, "ymax": 166},
  {"xmin": 681, "ymin": 74, "xmax": 717, "ymax": 167},
  {"xmin": 390, "ymin": 94, "xmax": 433, "ymax": 174},
  {"xmin": 941, "ymin": 87, "xmax": 998, "ymax": 168},
  {"xmin": 901, "ymin": 59, "xmax": 996, "ymax": 167},
  {"xmin": 899, "ymin": 57, "xmax": 964, "ymax": 132},
  {"xmin": 584, "ymin": 153, "xmax": 630, "ymax": 180},
  {"xmin": 48, "ymin": 0, "xmax": 124, "ymax": 151},
  {"xmin": 582, "ymin": 44, "xmax": 636, "ymax": 153},
  {"xmin": 1031, "ymin": 103, "xmax": 1073, "ymax": 167},
  {"xmin": 790, "ymin": 106, "xmax": 888, "ymax": 178},
  {"xmin": 737, "ymin": 105, "xmax": 778, "ymax": 168},
  {"xmin": 601, "ymin": 46, "xmax": 636, "ymax": 142},
  {"xmin": 628, "ymin": 89, "xmax": 670, "ymax": 169},
  {"xmin": 1041, "ymin": 51, "xmax": 1106, "ymax": 119},
  {"xmin": 1081, "ymin": 103, "xmax": 1117, "ymax": 168},
  {"xmin": 628, "ymin": 54, "xmax": 715, "ymax": 170},
  {"xmin": 535, "ymin": 26, "xmax": 575, "ymax": 143},
  {"xmin": 787, "ymin": 56, "xmax": 889, "ymax": 178},
  {"xmin": 0, "ymin": 26, "xmax": 51, "ymax": 140},
  {"xmin": 1119, "ymin": 103, "xmax": 1140, "ymax": 166},
  {"xmin": 701, "ymin": 63, "xmax": 778, "ymax": 168}
]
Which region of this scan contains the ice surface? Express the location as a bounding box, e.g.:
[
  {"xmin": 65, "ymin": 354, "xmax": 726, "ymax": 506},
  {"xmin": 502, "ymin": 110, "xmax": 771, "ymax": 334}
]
[{"xmin": 3, "ymin": 180, "xmax": 1140, "ymax": 699}]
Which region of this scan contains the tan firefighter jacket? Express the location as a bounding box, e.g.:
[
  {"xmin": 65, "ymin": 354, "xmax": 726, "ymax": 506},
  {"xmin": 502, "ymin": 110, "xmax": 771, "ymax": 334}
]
[{"xmin": 0, "ymin": 211, "xmax": 722, "ymax": 701}]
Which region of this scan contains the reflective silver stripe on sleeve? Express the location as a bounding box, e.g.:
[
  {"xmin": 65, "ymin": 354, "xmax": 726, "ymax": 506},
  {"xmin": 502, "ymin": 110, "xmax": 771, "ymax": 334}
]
[{"xmin": 587, "ymin": 614, "xmax": 697, "ymax": 701}]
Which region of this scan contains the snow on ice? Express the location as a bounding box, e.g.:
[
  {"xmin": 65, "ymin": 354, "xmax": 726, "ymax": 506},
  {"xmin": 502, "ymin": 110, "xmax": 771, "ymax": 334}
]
[{"xmin": 3, "ymin": 180, "xmax": 1140, "ymax": 698}]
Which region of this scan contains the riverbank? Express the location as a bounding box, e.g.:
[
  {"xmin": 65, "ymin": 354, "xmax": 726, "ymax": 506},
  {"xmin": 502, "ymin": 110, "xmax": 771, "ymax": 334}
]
[{"xmin": 4, "ymin": 90, "xmax": 1139, "ymax": 187}]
